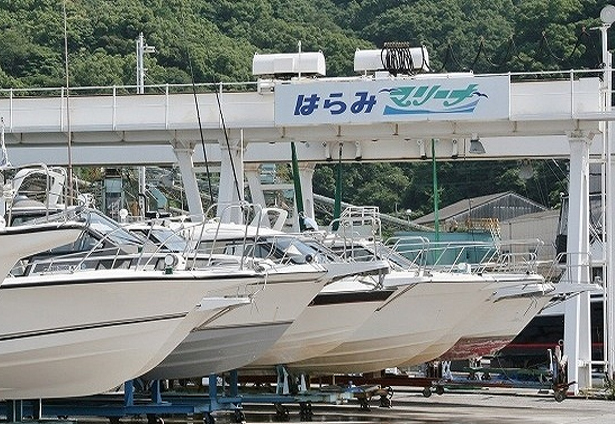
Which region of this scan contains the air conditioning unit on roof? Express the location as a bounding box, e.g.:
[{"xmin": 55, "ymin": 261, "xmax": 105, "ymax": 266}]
[{"xmin": 252, "ymin": 52, "xmax": 326, "ymax": 76}]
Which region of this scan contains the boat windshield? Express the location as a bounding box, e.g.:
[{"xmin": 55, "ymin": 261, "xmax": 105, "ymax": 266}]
[
  {"xmin": 261, "ymin": 235, "xmax": 321, "ymax": 264},
  {"xmin": 372, "ymin": 243, "xmax": 416, "ymax": 269},
  {"xmin": 81, "ymin": 210, "xmax": 145, "ymax": 248},
  {"xmin": 144, "ymin": 227, "xmax": 188, "ymax": 252},
  {"xmin": 200, "ymin": 234, "xmax": 330, "ymax": 264},
  {"xmin": 328, "ymin": 241, "xmax": 414, "ymax": 271}
]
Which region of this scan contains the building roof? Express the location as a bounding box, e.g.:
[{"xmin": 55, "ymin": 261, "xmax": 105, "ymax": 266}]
[
  {"xmin": 413, "ymin": 191, "xmax": 548, "ymax": 226},
  {"xmin": 500, "ymin": 207, "xmax": 560, "ymax": 224}
]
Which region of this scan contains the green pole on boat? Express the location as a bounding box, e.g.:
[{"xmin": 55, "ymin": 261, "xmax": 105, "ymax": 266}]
[
  {"xmin": 332, "ymin": 143, "xmax": 343, "ymax": 231},
  {"xmin": 290, "ymin": 141, "xmax": 305, "ymax": 232},
  {"xmin": 432, "ymin": 139, "xmax": 440, "ymax": 242}
]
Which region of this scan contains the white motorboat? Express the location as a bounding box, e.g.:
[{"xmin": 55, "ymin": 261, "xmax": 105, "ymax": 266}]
[
  {"xmin": 139, "ymin": 217, "xmax": 388, "ymax": 379},
  {"xmin": 8, "ymin": 203, "xmax": 313, "ymax": 383},
  {"xmin": 0, "ymin": 266, "xmax": 260, "ymax": 400},
  {"xmin": 437, "ymin": 279, "xmax": 554, "ymax": 360},
  {"xmin": 142, "ymin": 263, "xmax": 328, "ymax": 380},
  {"xmin": 248, "ymin": 275, "xmax": 395, "ymax": 367},
  {"xmin": 401, "ymin": 273, "xmax": 554, "ymax": 364},
  {"xmin": 0, "ymin": 221, "xmax": 84, "ymax": 278},
  {"xmin": 0, "ymin": 169, "xmax": 261, "ymax": 399},
  {"xmin": 288, "ymin": 270, "xmax": 496, "ymax": 374}
]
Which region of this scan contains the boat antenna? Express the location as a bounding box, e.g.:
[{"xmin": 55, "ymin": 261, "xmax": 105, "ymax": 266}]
[
  {"xmin": 214, "ymin": 83, "xmax": 243, "ymax": 203},
  {"xmin": 63, "ymin": 0, "xmax": 74, "ymax": 205},
  {"xmin": 179, "ymin": 9, "xmax": 215, "ymax": 206},
  {"xmin": 187, "ymin": 56, "xmax": 215, "ymax": 204}
]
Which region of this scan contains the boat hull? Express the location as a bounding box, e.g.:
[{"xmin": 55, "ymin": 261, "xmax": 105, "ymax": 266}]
[
  {"xmin": 438, "ymin": 286, "xmax": 553, "ymax": 360},
  {"xmin": 408, "ymin": 279, "xmax": 552, "ymax": 363},
  {"xmin": 145, "ymin": 321, "xmax": 292, "ymax": 380},
  {"xmin": 0, "ymin": 269, "xmax": 254, "ymax": 399},
  {"xmin": 250, "ymin": 284, "xmax": 394, "ymax": 367},
  {"xmin": 290, "ymin": 273, "xmax": 494, "ymax": 374},
  {"xmin": 133, "ymin": 296, "xmax": 251, "ymax": 378},
  {"xmin": 144, "ymin": 269, "xmax": 327, "ymax": 379}
]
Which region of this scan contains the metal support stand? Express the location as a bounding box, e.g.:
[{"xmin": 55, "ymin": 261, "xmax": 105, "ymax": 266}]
[{"xmin": 124, "ymin": 380, "xmax": 134, "ymax": 407}]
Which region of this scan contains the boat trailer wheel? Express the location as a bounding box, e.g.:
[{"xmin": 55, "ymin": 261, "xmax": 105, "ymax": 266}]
[
  {"xmin": 233, "ymin": 408, "xmax": 246, "ymax": 423},
  {"xmin": 274, "ymin": 403, "xmax": 290, "ymax": 422},
  {"xmin": 379, "ymin": 386, "xmax": 394, "ymax": 407},
  {"xmin": 299, "ymin": 402, "xmax": 313, "ymax": 421},
  {"xmin": 554, "ymin": 389, "xmax": 567, "ymax": 402}
]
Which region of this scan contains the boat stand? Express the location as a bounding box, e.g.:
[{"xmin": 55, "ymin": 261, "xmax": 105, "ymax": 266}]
[
  {"xmin": 418, "ymin": 351, "xmax": 575, "ymax": 402},
  {"xmin": 1, "ymin": 399, "xmax": 78, "ymax": 424},
  {"xmin": 1, "ymin": 369, "xmax": 394, "ymax": 423},
  {"xmin": 0, "ymin": 376, "xmax": 244, "ymax": 424},
  {"xmin": 237, "ymin": 365, "xmax": 393, "ymax": 420}
]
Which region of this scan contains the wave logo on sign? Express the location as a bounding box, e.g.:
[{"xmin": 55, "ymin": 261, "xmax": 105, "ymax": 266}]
[{"xmin": 380, "ymin": 83, "xmax": 488, "ymax": 115}]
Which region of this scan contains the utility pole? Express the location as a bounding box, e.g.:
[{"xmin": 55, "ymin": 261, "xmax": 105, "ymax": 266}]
[
  {"xmin": 136, "ymin": 33, "xmax": 156, "ymax": 217},
  {"xmin": 136, "ymin": 32, "xmax": 155, "ymax": 94}
]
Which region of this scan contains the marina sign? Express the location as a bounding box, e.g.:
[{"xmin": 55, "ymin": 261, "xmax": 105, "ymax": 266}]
[{"xmin": 274, "ymin": 75, "xmax": 510, "ymax": 125}]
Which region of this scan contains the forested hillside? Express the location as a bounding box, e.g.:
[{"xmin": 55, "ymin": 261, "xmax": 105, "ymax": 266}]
[{"xmin": 0, "ymin": 0, "xmax": 608, "ymax": 217}]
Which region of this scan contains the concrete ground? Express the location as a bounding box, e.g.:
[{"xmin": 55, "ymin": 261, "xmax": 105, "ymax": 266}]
[
  {"xmin": 229, "ymin": 387, "xmax": 615, "ymax": 423},
  {"xmin": 6, "ymin": 386, "xmax": 612, "ymax": 424}
]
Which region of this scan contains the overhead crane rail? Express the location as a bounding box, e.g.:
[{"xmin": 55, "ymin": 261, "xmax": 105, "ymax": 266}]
[{"xmin": 0, "ymin": 68, "xmax": 612, "ymax": 167}]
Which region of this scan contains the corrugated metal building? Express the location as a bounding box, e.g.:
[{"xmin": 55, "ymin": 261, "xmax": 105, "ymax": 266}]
[
  {"xmin": 413, "ymin": 191, "xmax": 548, "ymax": 232},
  {"xmin": 407, "ymin": 192, "xmax": 560, "ymax": 272},
  {"xmin": 499, "ymin": 208, "xmax": 560, "ymax": 266}
]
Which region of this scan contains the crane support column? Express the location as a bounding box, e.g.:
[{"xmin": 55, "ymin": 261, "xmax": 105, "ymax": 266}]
[
  {"xmin": 245, "ymin": 163, "xmax": 267, "ymax": 208},
  {"xmin": 172, "ymin": 141, "xmax": 204, "ymax": 222},
  {"xmin": 608, "ymin": 119, "xmax": 615, "ymax": 380},
  {"xmin": 298, "ymin": 163, "xmax": 317, "ymax": 223},
  {"xmin": 217, "ymin": 137, "xmax": 245, "ymax": 223},
  {"xmin": 564, "ymin": 131, "xmax": 593, "ymax": 395}
]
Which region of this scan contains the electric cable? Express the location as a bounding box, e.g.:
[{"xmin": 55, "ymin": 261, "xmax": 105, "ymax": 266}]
[
  {"xmin": 469, "ymin": 37, "xmax": 486, "ymax": 71},
  {"xmin": 539, "ymin": 29, "xmax": 586, "ymax": 64},
  {"xmin": 380, "ymin": 42, "xmax": 427, "ymax": 76},
  {"xmin": 214, "ymin": 86, "xmax": 243, "ymax": 205},
  {"xmin": 482, "ymin": 36, "xmax": 517, "ymax": 69}
]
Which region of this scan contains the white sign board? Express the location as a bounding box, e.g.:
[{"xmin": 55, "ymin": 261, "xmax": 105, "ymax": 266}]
[{"xmin": 275, "ymin": 75, "xmax": 510, "ymax": 125}]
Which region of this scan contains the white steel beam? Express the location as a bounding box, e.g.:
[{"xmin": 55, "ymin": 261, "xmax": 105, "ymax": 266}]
[
  {"xmin": 172, "ymin": 141, "xmax": 203, "ymax": 222},
  {"xmin": 217, "ymin": 136, "xmax": 245, "ymax": 223},
  {"xmin": 6, "ymin": 134, "xmax": 605, "ymax": 167},
  {"xmin": 564, "ymin": 131, "xmax": 593, "ymax": 395},
  {"xmin": 298, "ymin": 163, "xmax": 317, "ymax": 223}
]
